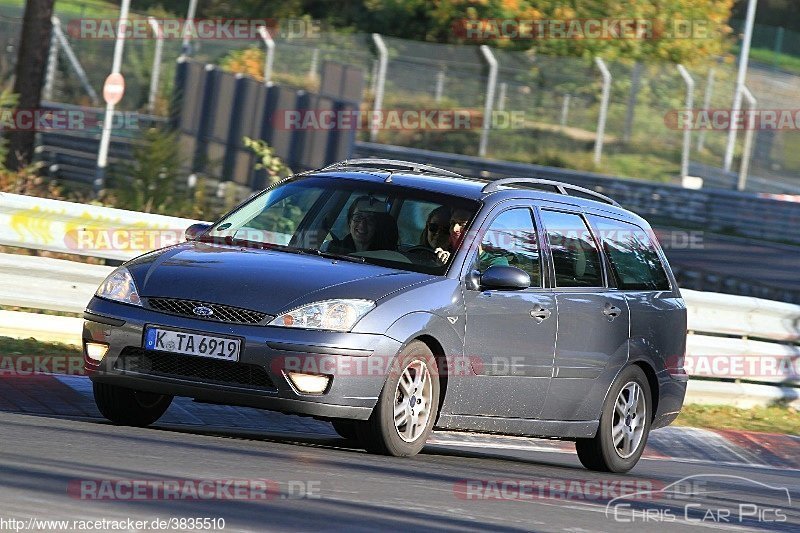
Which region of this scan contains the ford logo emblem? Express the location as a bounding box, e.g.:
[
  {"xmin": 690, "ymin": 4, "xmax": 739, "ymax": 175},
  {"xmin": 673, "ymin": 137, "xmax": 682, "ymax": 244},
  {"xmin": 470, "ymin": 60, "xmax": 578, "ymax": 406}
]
[{"xmin": 193, "ymin": 306, "xmax": 214, "ymax": 317}]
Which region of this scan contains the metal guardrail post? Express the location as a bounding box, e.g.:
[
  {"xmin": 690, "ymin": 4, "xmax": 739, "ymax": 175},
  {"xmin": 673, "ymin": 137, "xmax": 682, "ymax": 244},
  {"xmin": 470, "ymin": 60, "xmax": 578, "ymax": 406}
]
[
  {"xmin": 697, "ymin": 65, "xmax": 716, "ymax": 151},
  {"xmin": 677, "ymin": 64, "xmax": 695, "ymax": 180},
  {"xmin": 737, "ymin": 87, "xmax": 757, "ymax": 191},
  {"xmin": 43, "ymin": 18, "xmax": 60, "ymax": 101},
  {"xmin": 147, "ymin": 17, "xmax": 164, "ymax": 114},
  {"xmin": 370, "ymin": 33, "xmax": 388, "ymax": 143},
  {"xmin": 258, "ymin": 27, "xmax": 275, "ymax": 85},
  {"xmin": 593, "ymin": 57, "xmax": 611, "ymax": 165},
  {"xmin": 478, "ymin": 45, "xmax": 498, "ymax": 158}
]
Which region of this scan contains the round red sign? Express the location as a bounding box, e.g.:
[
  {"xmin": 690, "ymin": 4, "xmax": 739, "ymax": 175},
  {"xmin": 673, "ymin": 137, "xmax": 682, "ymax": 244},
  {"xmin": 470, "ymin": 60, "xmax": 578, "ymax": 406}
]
[{"xmin": 103, "ymin": 73, "xmax": 125, "ymax": 106}]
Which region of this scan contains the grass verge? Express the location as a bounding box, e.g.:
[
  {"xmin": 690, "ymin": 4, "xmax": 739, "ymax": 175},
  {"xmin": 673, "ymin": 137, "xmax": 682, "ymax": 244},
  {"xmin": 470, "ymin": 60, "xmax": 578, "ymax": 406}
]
[{"xmin": 675, "ymin": 404, "xmax": 800, "ymax": 435}]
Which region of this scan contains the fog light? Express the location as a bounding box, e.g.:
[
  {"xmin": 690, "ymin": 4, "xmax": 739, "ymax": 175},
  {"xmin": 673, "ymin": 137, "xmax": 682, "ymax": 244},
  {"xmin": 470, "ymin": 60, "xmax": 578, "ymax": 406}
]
[
  {"xmin": 287, "ymin": 372, "xmax": 330, "ymax": 394},
  {"xmin": 85, "ymin": 342, "xmax": 109, "ymax": 362}
]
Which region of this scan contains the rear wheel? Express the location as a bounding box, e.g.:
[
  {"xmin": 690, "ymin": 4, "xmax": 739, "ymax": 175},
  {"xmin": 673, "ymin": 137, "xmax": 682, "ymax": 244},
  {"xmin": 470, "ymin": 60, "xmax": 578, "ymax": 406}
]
[
  {"xmin": 93, "ymin": 382, "xmax": 173, "ymax": 427},
  {"xmin": 575, "ymin": 365, "xmax": 651, "ymax": 473},
  {"xmin": 356, "ymin": 340, "xmax": 439, "ymax": 457}
]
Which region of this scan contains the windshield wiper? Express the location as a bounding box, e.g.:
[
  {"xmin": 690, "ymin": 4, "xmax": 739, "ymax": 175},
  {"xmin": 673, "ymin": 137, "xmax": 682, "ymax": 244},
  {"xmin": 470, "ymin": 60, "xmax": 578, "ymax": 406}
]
[{"xmin": 299, "ymin": 248, "xmax": 366, "ymax": 263}]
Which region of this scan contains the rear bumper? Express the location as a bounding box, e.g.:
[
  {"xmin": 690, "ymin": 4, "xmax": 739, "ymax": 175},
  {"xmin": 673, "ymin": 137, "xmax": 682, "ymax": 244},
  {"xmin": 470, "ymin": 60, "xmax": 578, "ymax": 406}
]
[
  {"xmin": 651, "ymin": 369, "xmax": 688, "ymax": 430},
  {"xmin": 84, "ymin": 297, "xmax": 403, "ymax": 420}
]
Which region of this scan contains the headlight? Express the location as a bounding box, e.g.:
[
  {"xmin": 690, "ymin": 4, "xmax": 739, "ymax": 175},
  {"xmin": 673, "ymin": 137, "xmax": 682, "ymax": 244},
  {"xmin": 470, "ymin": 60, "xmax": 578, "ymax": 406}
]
[
  {"xmin": 95, "ymin": 267, "xmax": 142, "ymax": 306},
  {"xmin": 269, "ymin": 299, "xmax": 374, "ymax": 332}
]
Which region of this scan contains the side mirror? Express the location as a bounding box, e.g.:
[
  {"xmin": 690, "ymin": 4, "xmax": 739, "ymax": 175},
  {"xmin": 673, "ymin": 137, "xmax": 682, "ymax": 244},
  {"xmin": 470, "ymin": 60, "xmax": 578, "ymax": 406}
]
[
  {"xmin": 185, "ymin": 223, "xmax": 211, "ymax": 241},
  {"xmin": 480, "ymin": 265, "xmax": 530, "ymax": 291}
]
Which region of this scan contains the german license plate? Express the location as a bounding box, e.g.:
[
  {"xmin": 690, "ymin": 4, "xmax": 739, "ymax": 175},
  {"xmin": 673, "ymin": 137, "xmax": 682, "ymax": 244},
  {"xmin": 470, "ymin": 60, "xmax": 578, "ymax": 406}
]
[{"xmin": 144, "ymin": 327, "xmax": 241, "ymax": 362}]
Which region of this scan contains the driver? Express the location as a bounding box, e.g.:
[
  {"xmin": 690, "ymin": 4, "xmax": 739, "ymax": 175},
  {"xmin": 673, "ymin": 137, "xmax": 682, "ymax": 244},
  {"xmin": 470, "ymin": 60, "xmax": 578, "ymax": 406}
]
[{"xmin": 325, "ymin": 196, "xmax": 398, "ymax": 254}]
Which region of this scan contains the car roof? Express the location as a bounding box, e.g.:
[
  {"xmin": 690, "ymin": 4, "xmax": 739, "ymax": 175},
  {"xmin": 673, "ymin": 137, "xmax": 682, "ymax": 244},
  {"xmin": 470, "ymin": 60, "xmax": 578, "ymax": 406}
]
[{"xmin": 306, "ymin": 164, "xmax": 643, "ymax": 225}]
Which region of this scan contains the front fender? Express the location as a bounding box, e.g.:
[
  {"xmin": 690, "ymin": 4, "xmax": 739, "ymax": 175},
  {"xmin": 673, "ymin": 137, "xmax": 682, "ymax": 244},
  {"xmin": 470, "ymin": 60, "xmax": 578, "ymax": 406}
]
[{"xmin": 384, "ymin": 311, "xmax": 464, "ymax": 358}]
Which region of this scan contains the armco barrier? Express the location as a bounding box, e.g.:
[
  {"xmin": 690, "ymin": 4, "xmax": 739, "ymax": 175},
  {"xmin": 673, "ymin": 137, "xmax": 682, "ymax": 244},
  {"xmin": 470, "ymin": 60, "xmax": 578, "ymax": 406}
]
[
  {"xmin": 1, "ymin": 192, "xmax": 798, "ymax": 403},
  {"xmin": 0, "ymin": 191, "xmax": 203, "ymax": 261}
]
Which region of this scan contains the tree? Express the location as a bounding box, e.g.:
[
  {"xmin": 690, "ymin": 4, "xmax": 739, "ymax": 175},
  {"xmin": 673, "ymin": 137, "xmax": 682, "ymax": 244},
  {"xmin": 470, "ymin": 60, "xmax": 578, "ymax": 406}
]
[{"xmin": 5, "ymin": 0, "xmax": 54, "ymax": 170}]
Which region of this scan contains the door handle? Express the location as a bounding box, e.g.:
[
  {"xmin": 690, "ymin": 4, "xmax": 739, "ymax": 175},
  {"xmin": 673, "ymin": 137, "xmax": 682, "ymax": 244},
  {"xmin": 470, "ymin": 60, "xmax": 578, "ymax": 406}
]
[
  {"xmin": 603, "ymin": 304, "xmax": 622, "ymax": 319},
  {"xmin": 530, "ymin": 305, "xmax": 552, "ymax": 323}
]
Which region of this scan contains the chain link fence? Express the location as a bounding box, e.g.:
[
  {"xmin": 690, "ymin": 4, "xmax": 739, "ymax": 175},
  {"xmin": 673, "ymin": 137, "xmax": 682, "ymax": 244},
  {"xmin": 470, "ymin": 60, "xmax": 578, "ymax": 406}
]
[{"xmin": 1, "ymin": 3, "xmax": 799, "ymax": 192}]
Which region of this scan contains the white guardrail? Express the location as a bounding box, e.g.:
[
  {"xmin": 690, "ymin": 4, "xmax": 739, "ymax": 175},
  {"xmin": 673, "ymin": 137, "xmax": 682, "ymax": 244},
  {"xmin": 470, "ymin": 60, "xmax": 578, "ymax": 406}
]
[{"xmin": 1, "ymin": 192, "xmax": 799, "ymax": 407}]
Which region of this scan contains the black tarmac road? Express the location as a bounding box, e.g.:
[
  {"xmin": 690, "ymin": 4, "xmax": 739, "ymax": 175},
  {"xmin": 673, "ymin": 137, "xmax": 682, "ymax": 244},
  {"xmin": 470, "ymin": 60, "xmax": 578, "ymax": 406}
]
[{"xmin": 2, "ymin": 409, "xmax": 798, "ymax": 533}]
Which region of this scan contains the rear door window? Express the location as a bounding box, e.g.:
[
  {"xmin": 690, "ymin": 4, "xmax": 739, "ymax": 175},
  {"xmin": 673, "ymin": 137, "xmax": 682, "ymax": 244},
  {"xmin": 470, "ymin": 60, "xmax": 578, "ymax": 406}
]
[
  {"xmin": 539, "ymin": 210, "xmax": 604, "ymax": 288},
  {"xmin": 589, "ymin": 217, "xmax": 670, "ymax": 291}
]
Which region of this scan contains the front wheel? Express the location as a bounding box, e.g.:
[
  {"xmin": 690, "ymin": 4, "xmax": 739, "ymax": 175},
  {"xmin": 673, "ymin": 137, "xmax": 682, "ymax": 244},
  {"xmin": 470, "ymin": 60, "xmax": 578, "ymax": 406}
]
[
  {"xmin": 575, "ymin": 365, "xmax": 651, "ymax": 473},
  {"xmin": 93, "ymin": 382, "xmax": 173, "ymax": 427},
  {"xmin": 356, "ymin": 340, "xmax": 440, "ymax": 457}
]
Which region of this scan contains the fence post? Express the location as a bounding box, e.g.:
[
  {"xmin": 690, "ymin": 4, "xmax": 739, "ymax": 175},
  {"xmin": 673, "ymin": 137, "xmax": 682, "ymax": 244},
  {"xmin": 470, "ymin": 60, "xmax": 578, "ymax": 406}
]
[
  {"xmin": 737, "ymin": 87, "xmax": 756, "ymax": 191},
  {"xmin": 51, "ymin": 17, "xmax": 99, "ymax": 104},
  {"xmin": 147, "ymin": 17, "xmax": 164, "ymax": 114},
  {"xmin": 697, "ymin": 65, "xmax": 716, "ymax": 151},
  {"xmin": 309, "ymin": 48, "xmax": 320, "ymax": 79},
  {"xmin": 622, "ymin": 61, "xmax": 642, "ymax": 143},
  {"xmin": 434, "ymin": 68, "xmax": 445, "ymax": 103},
  {"xmin": 43, "ymin": 17, "xmax": 60, "ymax": 101},
  {"xmin": 593, "ymin": 57, "xmax": 611, "ymax": 165},
  {"xmin": 560, "ymin": 94, "xmax": 571, "ymax": 127},
  {"xmin": 724, "ymin": 0, "xmax": 758, "ymax": 172},
  {"xmin": 258, "ymin": 27, "xmax": 275, "ymax": 85},
  {"xmin": 478, "ymin": 45, "xmax": 498, "ymax": 158},
  {"xmin": 773, "ymin": 27, "xmax": 784, "ymax": 70},
  {"xmin": 370, "ymin": 33, "xmax": 388, "ymax": 143},
  {"xmin": 677, "ymin": 64, "xmax": 695, "ymax": 180},
  {"xmin": 496, "ymin": 82, "xmax": 507, "ymax": 112}
]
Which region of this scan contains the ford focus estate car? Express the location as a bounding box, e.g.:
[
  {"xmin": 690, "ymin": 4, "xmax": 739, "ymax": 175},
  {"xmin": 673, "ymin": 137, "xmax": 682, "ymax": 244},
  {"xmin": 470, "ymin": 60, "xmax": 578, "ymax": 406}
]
[{"xmin": 84, "ymin": 159, "xmax": 687, "ymax": 473}]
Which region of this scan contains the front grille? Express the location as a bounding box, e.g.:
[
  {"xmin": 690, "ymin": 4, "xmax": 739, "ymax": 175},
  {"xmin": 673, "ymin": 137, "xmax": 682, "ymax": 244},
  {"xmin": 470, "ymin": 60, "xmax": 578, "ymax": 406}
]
[
  {"xmin": 146, "ymin": 297, "xmax": 269, "ymax": 325},
  {"xmin": 115, "ymin": 348, "xmax": 275, "ymax": 390}
]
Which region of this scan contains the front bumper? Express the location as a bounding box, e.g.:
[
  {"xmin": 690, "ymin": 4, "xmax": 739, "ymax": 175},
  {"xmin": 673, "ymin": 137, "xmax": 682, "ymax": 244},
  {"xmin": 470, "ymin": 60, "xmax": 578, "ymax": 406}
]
[{"xmin": 83, "ymin": 297, "xmax": 403, "ymax": 420}]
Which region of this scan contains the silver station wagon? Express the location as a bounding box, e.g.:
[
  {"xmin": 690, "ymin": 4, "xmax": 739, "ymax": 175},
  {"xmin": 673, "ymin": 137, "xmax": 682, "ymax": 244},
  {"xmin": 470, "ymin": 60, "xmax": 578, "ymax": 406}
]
[{"xmin": 84, "ymin": 159, "xmax": 687, "ymax": 473}]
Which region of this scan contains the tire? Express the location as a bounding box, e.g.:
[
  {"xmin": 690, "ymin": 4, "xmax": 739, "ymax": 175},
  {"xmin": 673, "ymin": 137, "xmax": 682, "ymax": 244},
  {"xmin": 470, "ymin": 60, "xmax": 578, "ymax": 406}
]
[
  {"xmin": 93, "ymin": 382, "xmax": 173, "ymax": 427},
  {"xmin": 330, "ymin": 419, "xmax": 360, "ymax": 441},
  {"xmin": 575, "ymin": 365, "xmax": 652, "ymax": 473},
  {"xmin": 356, "ymin": 340, "xmax": 440, "ymax": 457}
]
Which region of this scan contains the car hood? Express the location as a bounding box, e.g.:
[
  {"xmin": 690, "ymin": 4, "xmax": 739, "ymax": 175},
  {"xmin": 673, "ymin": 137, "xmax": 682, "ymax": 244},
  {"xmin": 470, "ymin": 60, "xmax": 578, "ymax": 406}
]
[{"xmin": 126, "ymin": 241, "xmax": 434, "ymax": 315}]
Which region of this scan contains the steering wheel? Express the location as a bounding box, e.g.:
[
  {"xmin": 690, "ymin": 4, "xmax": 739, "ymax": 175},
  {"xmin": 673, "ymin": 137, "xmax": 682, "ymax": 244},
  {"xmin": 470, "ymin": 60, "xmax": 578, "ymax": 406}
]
[{"xmin": 404, "ymin": 245, "xmax": 441, "ymax": 263}]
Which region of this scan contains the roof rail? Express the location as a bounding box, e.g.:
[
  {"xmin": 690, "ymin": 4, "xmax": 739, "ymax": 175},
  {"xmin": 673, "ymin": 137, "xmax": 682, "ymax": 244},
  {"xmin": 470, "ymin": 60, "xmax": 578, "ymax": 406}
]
[
  {"xmin": 321, "ymin": 158, "xmax": 464, "ymax": 179},
  {"xmin": 481, "ymin": 177, "xmax": 620, "ymax": 207}
]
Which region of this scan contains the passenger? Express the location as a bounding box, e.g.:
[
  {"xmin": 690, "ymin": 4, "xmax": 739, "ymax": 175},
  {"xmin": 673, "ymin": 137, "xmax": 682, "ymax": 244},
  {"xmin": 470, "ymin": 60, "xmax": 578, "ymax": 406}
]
[
  {"xmin": 325, "ymin": 196, "xmax": 398, "ymax": 254},
  {"xmin": 434, "ymin": 207, "xmax": 472, "ymax": 264},
  {"xmin": 419, "ymin": 206, "xmax": 451, "ymax": 250}
]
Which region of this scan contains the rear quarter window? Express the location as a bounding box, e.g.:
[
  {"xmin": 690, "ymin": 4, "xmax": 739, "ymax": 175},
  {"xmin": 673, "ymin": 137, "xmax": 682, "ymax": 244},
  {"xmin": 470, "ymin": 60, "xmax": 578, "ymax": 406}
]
[{"xmin": 589, "ymin": 216, "xmax": 670, "ymax": 291}]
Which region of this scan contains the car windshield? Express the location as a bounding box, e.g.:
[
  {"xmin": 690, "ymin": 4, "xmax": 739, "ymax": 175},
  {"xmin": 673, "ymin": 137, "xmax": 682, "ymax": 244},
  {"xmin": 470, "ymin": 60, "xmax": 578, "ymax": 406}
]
[{"xmin": 201, "ymin": 175, "xmax": 480, "ymax": 275}]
